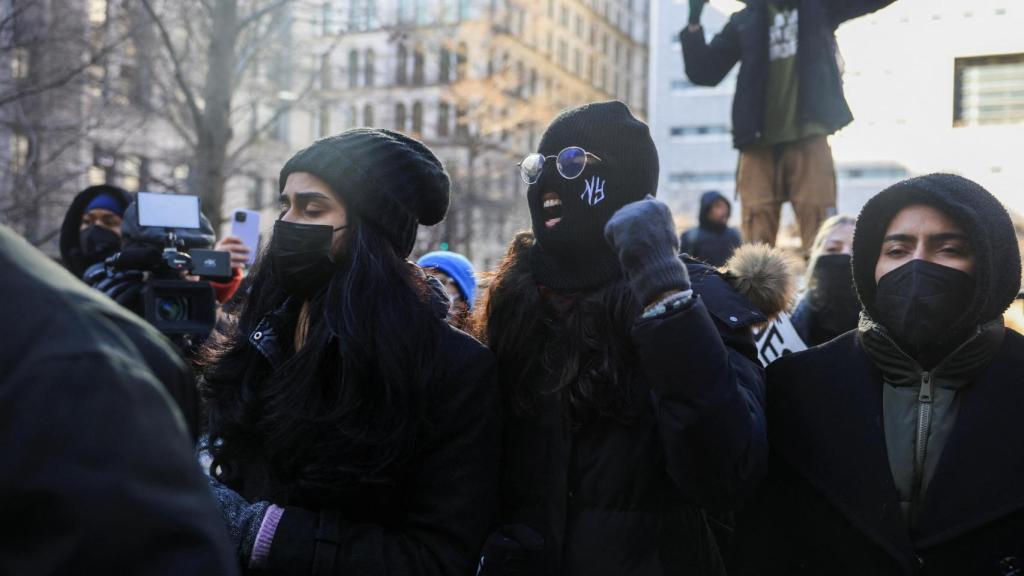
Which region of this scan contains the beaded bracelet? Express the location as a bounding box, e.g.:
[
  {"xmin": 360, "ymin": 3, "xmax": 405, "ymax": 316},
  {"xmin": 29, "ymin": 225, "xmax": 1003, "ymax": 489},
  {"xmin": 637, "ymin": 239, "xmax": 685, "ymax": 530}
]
[{"xmin": 641, "ymin": 289, "xmax": 694, "ymax": 319}]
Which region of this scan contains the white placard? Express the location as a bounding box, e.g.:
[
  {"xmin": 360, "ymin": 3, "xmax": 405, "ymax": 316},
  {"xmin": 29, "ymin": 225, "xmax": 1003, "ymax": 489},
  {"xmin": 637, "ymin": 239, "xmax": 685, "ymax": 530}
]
[
  {"xmin": 137, "ymin": 192, "xmax": 200, "ymax": 229},
  {"xmin": 752, "ymin": 312, "xmax": 808, "ymax": 368}
]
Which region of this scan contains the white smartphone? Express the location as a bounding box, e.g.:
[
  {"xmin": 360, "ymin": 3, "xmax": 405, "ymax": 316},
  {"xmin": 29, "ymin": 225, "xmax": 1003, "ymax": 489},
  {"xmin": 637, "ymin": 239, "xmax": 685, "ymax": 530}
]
[{"xmin": 230, "ymin": 209, "xmax": 261, "ymax": 266}]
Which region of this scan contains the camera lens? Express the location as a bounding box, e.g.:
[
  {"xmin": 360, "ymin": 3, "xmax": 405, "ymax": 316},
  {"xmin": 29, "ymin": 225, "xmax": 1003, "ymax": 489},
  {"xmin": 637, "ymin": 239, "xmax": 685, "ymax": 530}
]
[
  {"xmin": 156, "ymin": 296, "xmax": 190, "ymax": 322},
  {"xmin": 235, "ymin": 211, "xmax": 247, "ymax": 223}
]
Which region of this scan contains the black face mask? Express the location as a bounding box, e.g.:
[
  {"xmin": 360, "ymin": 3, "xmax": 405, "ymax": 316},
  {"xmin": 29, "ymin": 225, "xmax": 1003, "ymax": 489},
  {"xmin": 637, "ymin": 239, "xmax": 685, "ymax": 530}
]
[
  {"xmin": 78, "ymin": 225, "xmax": 121, "ymax": 267},
  {"xmin": 873, "ymin": 259, "xmax": 975, "ymax": 364},
  {"xmin": 270, "ymin": 220, "xmax": 345, "ymax": 300},
  {"xmin": 807, "ymin": 254, "xmax": 860, "ymax": 338}
]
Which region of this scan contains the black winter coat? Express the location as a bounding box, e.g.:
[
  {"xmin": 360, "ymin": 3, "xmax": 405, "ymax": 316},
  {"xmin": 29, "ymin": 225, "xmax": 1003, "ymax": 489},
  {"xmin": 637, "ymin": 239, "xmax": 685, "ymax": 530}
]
[
  {"xmin": 0, "ymin": 225, "xmax": 236, "ymax": 574},
  {"xmin": 680, "ymin": 0, "xmax": 895, "ymax": 149},
  {"xmin": 234, "ymin": 303, "xmax": 500, "ymax": 576},
  {"xmin": 736, "ymin": 330, "xmax": 1024, "ymax": 576},
  {"xmin": 499, "ymin": 262, "xmax": 769, "ymax": 575},
  {"xmin": 680, "ymin": 191, "xmax": 743, "ymax": 268}
]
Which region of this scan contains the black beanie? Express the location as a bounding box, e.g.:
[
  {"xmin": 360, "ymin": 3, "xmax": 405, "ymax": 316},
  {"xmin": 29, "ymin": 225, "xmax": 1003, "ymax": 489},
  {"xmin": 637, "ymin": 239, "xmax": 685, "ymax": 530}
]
[
  {"xmin": 279, "ymin": 128, "xmax": 450, "ymax": 258},
  {"xmin": 528, "ymin": 101, "xmax": 659, "ymax": 292},
  {"xmin": 852, "ymin": 173, "xmax": 1022, "ymax": 332}
]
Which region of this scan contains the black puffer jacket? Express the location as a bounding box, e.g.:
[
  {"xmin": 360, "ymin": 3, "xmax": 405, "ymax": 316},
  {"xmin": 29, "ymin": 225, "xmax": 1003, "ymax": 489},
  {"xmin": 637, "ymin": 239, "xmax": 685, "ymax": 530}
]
[
  {"xmin": 484, "ymin": 237, "xmax": 773, "ymax": 576},
  {"xmin": 680, "ymin": 0, "xmax": 896, "ymax": 149}
]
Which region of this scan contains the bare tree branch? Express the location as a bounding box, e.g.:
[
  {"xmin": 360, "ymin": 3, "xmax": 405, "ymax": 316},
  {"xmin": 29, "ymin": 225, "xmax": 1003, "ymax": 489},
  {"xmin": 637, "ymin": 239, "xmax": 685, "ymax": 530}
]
[
  {"xmin": 140, "ymin": 0, "xmax": 205, "ymax": 129},
  {"xmin": 236, "ymin": 0, "xmax": 293, "ymax": 33}
]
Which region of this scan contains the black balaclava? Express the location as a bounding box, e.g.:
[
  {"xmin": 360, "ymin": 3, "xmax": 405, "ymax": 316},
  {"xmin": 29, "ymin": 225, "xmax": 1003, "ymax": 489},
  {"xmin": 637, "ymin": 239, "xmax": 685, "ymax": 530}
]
[
  {"xmin": 528, "ymin": 101, "xmax": 659, "ymax": 292},
  {"xmin": 852, "ymin": 173, "xmax": 1022, "ymax": 364}
]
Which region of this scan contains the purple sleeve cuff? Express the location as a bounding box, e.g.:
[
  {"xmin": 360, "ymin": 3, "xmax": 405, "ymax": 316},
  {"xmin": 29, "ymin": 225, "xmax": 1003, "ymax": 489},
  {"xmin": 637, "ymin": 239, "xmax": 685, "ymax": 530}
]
[{"xmin": 249, "ymin": 504, "xmax": 284, "ymax": 569}]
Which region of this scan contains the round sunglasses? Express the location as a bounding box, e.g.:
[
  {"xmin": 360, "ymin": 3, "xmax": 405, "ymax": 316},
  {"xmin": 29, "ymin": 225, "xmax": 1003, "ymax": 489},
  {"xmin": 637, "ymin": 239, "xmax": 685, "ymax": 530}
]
[{"xmin": 518, "ymin": 146, "xmax": 603, "ymax": 185}]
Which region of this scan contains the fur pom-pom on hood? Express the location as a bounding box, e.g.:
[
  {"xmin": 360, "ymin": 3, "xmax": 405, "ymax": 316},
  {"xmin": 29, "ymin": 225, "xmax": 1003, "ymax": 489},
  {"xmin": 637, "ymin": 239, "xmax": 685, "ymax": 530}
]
[{"xmin": 719, "ymin": 243, "xmax": 799, "ymax": 320}]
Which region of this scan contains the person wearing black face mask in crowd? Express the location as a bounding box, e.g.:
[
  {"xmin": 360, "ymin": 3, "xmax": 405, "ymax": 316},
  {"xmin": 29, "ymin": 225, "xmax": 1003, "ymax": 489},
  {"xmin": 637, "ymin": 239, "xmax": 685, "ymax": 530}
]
[
  {"xmin": 198, "ymin": 128, "xmax": 499, "ymax": 575},
  {"xmin": 790, "ymin": 214, "xmax": 859, "ymax": 346},
  {"xmin": 474, "ymin": 101, "xmax": 794, "ymax": 576},
  {"xmin": 734, "ymin": 174, "xmax": 1024, "ymax": 575},
  {"xmin": 59, "ymin": 184, "xmax": 132, "ymax": 278},
  {"xmin": 679, "ymin": 190, "xmax": 743, "ymax": 268}
]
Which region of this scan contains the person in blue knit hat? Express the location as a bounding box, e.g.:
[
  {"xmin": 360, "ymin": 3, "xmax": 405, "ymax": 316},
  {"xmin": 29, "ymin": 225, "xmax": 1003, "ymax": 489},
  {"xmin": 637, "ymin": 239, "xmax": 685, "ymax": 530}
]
[{"xmin": 418, "ymin": 250, "xmax": 477, "ymax": 330}]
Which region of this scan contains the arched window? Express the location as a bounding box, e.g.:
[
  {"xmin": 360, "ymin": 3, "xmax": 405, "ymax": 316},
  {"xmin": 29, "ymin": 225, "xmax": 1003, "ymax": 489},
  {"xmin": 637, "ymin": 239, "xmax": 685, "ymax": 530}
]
[
  {"xmin": 437, "ymin": 101, "xmax": 450, "ymax": 137},
  {"xmin": 395, "ymin": 103, "xmax": 407, "ymax": 131},
  {"xmin": 412, "ymin": 48, "xmax": 425, "ymax": 85},
  {"xmin": 348, "ymin": 49, "xmax": 359, "ymax": 88},
  {"xmin": 363, "ymin": 103, "xmax": 374, "ymax": 126},
  {"xmin": 411, "ymin": 101, "xmax": 423, "ymax": 135},
  {"xmin": 396, "ymin": 45, "xmax": 408, "ymax": 85},
  {"xmin": 364, "ymin": 49, "xmax": 375, "ymax": 86}
]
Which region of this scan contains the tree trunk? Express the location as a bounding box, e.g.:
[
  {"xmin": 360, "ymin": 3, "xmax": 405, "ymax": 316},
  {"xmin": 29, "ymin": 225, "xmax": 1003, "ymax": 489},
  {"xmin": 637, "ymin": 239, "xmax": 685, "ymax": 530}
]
[{"xmin": 193, "ymin": 0, "xmax": 238, "ymax": 235}]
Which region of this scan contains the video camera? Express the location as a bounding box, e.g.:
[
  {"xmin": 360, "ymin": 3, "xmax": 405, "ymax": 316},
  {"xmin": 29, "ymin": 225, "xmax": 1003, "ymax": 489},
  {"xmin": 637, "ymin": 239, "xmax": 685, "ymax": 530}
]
[{"xmin": 93, "ymin": 192, "xmax": 231, "ymax": 348}]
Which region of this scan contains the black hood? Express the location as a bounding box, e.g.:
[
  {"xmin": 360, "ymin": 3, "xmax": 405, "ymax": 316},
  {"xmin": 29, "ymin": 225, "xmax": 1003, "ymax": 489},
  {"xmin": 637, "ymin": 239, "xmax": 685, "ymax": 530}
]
[
  {"xmin": 852, "ymin": 173, "xmax": 1021, "ymax": 332},
  {"xmin": 698, "ymin": 190, "xmax": 731, "ymax": 229},
  {"xmin": 59, "ymin": 185, "xmax": 133, "ymax": 277}
]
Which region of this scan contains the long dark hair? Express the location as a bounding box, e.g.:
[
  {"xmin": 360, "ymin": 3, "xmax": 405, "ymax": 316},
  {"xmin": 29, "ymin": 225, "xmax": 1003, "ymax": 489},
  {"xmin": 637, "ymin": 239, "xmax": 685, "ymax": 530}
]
[
  {"xmin": 200, "ymin": 218, "xmax": 442, "ymax": 503},
  {"xmin": 474, "ymin": 232, "xmax": 642, "ymax": 424}
]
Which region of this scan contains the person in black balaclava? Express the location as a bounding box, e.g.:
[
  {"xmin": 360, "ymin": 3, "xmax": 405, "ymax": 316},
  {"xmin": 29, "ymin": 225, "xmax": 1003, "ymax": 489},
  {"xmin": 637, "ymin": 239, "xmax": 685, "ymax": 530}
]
[
  {"xmin": 735, "ymin": 173, "xmax": 1024, "ymax": 575},
  {"xmin": 59, "ymin": 184, "xmax": 133, "ymax": 278},
  {"xmin": 679, "ymin": 190, "xmax": 743, "ymax": 267},
  {"xmin": 475, "ymin": 101, "xmax": 796, "ymax": 576},
  {"xmin": 790, "ymin": 214, "xmax": 859, "ymax": 345}
]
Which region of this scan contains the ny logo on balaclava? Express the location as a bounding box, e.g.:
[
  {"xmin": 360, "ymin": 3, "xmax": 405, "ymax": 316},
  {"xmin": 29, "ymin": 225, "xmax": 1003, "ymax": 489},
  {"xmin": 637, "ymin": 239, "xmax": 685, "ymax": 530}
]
[{"xmin": 581, "ymin": 175, "xmax": 606, "ymax": 206}]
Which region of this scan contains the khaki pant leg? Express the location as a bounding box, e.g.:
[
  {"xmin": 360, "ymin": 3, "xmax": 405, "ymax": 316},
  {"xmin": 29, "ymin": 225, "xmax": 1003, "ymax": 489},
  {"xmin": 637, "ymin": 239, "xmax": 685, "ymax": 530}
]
[
  {"xmin": 737, "ymin": 147, "xmax": 782, "ymax": 246},
  {"xmin": 786, "ymin": 135, "xmax": 837, "ymax": 256}
]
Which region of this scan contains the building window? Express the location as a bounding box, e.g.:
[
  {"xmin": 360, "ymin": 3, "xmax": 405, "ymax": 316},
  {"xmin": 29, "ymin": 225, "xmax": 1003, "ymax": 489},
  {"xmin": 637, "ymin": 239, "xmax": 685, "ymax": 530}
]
[
  {"xmin": 412, "ymin": 48, "xmax": 425, "ymax": 85},
  {"xmin": 364, "ymin": 49, "xmax": 375, "ymax": 86},
  {"xmin": 455, "ymin": 105, "xmax": 468, "ymax": 137},
  {"xmin": 320, "ymin": 53, "xmax": 332, "ymax": 90},
  {"xmin": 669, "ymin": 125, "xmax": 730, "ymax": 139},
  {"xmin": 438, "ymin": 101, "xmax": 450, "ymax": 137},
  {"xmin": 412, "ymin": 101, "xmax": 424, "ymax": 135},
  {"xmin": 456, "ymin": 43, "xmax": 468, "ymax": 80},
  {"xmin": 396, "ymin": 45, "xmax": 408, "ymax": 85},
  {"xmin": 395, "ymin": 103, "xmax": 407, "ymax": 131},
  {"xmin": 11, "ymin": 47, "xmax": 29, "ymax": 79},
  {"xmin": 10, "ymin": 132, "xmax": 30, "ymax": 174},
  {"xmin": 440, "ymin": 47, "xmax": 452, "ymax": 84},
  {"xmin": 318, "ymin": 103, "xmax": 331, "ymax": 137},
  {"xmin": 363, "ymin": 103, "xmax": 374, "ymax": 126},
  {"xmin": 668, "ymin": 171, "xmax": 734, "ymax": 184},
  {"xmin": 348, "ymin": 49, "xmax": 359, "ymax": 88},
  {"xmin": 350, "ymin": 105, "xmax": 359, "ymax": 127},
  {"xmin": 954, "ymin": 53, "xmax": 1024, "ymax": 126},
  {"xmin": 249, "ymin": 177, "xmax": 265, "ymax": 210}
]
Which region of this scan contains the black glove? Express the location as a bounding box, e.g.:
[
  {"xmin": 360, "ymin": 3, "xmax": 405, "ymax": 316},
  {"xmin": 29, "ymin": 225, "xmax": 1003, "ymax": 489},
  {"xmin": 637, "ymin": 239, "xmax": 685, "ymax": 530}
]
[
  {"xmin": 688, "ymin": 0, "xmax": 707, "ymax": 25},
  {"xmin": 604, "ymin": 196, "xmax": 691, "ymax": 307},
  {"xmin": 477, "ymin": 524, "xmax": 545, "ymax": 576}
]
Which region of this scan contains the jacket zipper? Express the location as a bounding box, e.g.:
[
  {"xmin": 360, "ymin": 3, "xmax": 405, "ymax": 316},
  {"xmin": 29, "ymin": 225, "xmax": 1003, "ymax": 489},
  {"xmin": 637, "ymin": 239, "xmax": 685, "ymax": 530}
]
[{"xmin": 913, "ymin": 371, "xmax": 933, "ymax": 499}]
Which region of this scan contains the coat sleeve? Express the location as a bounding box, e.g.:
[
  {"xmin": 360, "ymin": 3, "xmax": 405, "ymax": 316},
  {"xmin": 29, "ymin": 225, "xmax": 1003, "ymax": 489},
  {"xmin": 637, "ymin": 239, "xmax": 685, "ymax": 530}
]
[
  {"xmin": 0, "ymin": 353, "xmax": 238, "ymax": 576},
  {"xmin": 826, "ymin": 0, "xmax": 897, "ymax": 27},
  {"xmin": 263, "ymin": 344, "xmax": 500, "ymax": 576},
  {"xmin": 631, "ymin": 297, "xmax": 768, "ymax": 512},
  {"xmin": 680, "ymin": 19, "xmax": 741, "ymax": 87}
]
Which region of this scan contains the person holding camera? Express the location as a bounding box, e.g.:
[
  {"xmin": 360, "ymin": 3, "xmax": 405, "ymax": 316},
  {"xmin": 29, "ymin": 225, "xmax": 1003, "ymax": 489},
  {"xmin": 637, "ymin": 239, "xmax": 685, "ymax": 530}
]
[
  {"xmin": 199, "ymin": 128, "xmax": 500, "ymax": 575},
  {"xmin": 735, "ymin": 174, "xmax": 1024, "ymax": 574},
  {"xmin": 474, "ymin": 101, "xmax": 788, "ymax": 576}
]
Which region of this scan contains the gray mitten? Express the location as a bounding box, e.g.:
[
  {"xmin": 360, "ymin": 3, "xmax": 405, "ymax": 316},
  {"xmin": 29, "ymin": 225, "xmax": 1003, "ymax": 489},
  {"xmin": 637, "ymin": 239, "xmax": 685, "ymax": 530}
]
[
  {"xmin": 604, "ymin": 196, "xmax": 691, "ymax": 306},
  {"xmin": 208, "ymin": 473, "xmax": 269, "ymax": 562}
]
